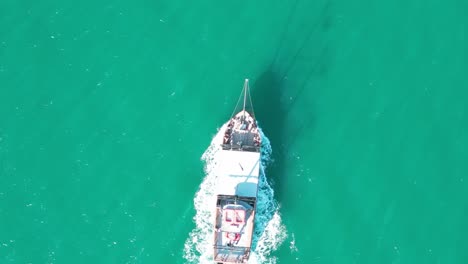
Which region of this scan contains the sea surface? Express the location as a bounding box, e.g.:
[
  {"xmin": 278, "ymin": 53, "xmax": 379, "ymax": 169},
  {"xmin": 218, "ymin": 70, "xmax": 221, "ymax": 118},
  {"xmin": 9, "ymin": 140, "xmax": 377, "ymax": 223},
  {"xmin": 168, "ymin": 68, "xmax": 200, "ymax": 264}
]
[{"xmin": 1, "ymin": 0, "xmax": 467, "ymax": 263}]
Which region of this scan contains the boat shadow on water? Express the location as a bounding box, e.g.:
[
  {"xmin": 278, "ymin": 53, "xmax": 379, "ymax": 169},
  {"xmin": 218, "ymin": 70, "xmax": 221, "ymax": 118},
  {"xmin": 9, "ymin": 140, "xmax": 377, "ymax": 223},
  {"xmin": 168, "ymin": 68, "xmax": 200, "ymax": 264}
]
[
  {"xmin": 250, "ymin": 67, "xmax": 319, "ymax": 250},
  {"xmin": 252, "ymin": 70, "xmax": 288, "ymax": 201},
  {"xmin": 252, "ymin": 0, "xmax": 331, "ymax": 204}
]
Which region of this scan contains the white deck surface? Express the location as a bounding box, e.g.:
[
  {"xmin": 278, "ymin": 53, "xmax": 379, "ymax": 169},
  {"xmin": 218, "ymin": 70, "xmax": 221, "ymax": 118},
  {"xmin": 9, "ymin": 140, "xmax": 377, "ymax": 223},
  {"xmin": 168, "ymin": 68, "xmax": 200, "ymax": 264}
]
[{"xmin": 214, "ymin": 150, "xmax": 260, "ymax": 197}]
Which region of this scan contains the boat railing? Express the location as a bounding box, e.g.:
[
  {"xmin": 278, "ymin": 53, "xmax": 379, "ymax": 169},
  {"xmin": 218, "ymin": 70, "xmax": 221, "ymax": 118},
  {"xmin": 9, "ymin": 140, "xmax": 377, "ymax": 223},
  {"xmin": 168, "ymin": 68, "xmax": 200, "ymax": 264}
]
[
  {"xmin": 213, "ymin": 245, "xmax": 250, "ymax": 252},
  {"xmin": 216, "ymin": 194, "xmax": 256, "ymax": 207},
  {"xmin": 221, "ymin": 144, "xmax": 260, "ymax": 152}
]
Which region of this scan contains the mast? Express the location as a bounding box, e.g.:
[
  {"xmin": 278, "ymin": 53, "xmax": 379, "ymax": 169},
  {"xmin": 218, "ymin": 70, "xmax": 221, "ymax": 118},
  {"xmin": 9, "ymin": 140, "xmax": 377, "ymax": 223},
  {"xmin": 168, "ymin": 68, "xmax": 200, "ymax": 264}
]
[{"xmin": 242, "ymin": 79, "xmax": 248, "ymax": 121}]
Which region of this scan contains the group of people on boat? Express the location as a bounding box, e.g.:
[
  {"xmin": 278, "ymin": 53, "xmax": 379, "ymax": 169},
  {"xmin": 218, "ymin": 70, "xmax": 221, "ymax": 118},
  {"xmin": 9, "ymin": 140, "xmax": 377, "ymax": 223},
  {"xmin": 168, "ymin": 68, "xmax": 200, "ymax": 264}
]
[
  {"xmin": 222, "ymin": 112, "xmax": 261, "ymax": 147},
  {"xmin": 252, "ymin": 129, "xmax": 260, "ymax": 147}
]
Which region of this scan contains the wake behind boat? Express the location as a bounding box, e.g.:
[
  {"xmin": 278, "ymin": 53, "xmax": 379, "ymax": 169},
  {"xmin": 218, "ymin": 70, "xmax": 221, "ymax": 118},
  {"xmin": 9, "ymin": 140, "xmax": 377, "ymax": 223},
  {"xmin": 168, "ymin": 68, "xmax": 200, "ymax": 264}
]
[{"xmin": 213, "ymin": 79, "xmax": 261, "ymax": 263}]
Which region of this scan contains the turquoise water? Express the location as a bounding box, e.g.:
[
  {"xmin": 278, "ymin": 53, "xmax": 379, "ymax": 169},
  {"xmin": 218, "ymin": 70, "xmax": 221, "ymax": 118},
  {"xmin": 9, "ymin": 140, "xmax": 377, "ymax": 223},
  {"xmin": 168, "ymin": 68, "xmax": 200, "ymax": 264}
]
[{"xmin": 1, "ymin": 0, "xmax": 467, "ymax": 263}]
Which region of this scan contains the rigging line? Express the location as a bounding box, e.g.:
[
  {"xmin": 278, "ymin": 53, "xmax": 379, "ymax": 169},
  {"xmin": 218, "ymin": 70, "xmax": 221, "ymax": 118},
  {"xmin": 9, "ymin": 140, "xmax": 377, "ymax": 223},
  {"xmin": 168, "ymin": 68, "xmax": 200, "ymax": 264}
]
[
  {"xmin": 230, "ymin": 82, "xmax": 246, "ymax": 119},
  {"xmin": 271, "ymin": 0, "xmax": 300, "ymax": 68},
  {"xmin": 282, "ymin": 2, "xmax": 331, "ymax": 77},
  {"xmin": 242, "ymin": 79, "xmax": 248, "ymax": 121}
]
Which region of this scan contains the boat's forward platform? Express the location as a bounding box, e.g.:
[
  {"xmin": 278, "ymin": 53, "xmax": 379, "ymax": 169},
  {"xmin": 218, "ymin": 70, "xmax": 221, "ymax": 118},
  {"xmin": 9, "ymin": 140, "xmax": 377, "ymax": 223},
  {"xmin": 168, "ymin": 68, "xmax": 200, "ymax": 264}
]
[{"xmin": 221, "ymin": 111, "xmax": 260, "ymax": 152}]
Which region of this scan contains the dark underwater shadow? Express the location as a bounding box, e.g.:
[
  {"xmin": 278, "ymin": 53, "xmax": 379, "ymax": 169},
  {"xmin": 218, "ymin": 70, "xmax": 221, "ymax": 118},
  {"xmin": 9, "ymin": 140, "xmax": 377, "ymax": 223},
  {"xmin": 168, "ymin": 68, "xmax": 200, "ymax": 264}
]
[
  {"xmin": 252, "ymin": 70, "xmax": 288, "ymax": 200},
  {"xmin": 248, "ymin": 0, "xmax": 334, "ymax": 254},
  {"xmin": 263, "ymin": 0, "xmax": 333, "ymax": 148},
  {"xmin": 248, "ymin": 69, "xmax": 288, "ymax": 251},
  {"xmin": 251, "ymin": 29, "xmax": 331, "ymax": 203}
]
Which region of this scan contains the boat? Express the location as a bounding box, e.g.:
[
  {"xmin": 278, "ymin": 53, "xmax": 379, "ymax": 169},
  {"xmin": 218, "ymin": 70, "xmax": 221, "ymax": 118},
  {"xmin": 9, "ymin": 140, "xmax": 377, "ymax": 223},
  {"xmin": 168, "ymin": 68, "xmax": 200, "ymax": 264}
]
[{"xmin": 213, "ymin": 79, "xmax": 261, "ymax": 263}]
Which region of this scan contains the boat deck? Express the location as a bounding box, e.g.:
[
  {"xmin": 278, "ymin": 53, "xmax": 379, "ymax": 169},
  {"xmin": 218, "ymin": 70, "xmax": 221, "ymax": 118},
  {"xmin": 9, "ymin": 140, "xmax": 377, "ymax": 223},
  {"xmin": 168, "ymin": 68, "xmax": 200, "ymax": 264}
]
[
  {"xmin": 213, "ymin": 198, "xmax": 255, "ymax": 263},
  {"xmin": 230, "ymin": 131, "xmax": 256, "ymax": 148},
  {"xmin": 221, "ymin": 111, "xmax": 260, "ymax": 152}
]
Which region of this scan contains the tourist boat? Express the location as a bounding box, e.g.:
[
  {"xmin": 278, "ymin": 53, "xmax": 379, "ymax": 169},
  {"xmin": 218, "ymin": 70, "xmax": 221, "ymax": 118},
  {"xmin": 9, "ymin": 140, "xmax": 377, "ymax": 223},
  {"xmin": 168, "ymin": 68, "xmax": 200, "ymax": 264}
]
[{"xmin": 213, "ymin": 79, "xmax": 261, "ymax": 263}]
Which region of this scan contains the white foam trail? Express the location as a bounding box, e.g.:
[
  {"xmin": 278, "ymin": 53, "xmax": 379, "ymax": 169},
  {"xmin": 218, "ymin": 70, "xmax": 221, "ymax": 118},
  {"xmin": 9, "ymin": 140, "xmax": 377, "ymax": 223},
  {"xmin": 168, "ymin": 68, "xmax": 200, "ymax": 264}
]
[{"xmin": 184, "ymin": 125, "xmax": 287, "ymax": 264}]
